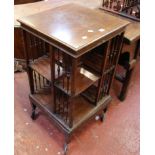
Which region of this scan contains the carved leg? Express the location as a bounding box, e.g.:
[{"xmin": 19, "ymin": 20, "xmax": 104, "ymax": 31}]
[
  {"xmin": 31, "ymin": 103, "xmax": 36, "ymax": 120},
  {"xmin": 119, "ymin": 68, "xmax": 133, "ymax": 101}
]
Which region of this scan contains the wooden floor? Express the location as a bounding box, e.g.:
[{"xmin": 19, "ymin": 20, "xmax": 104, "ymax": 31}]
[{"xmin": 14, "ymin": 58, "xmax": 140, "ymax": 155}]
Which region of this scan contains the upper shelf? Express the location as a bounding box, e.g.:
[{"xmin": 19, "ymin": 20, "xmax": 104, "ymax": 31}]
[
  {"xmin": 30, "ymin": 56, "xmax": 100, "ymax": 96},
  {"xmin": 30, "ymin": 56, "xmax": 64, "ymax": 81}
]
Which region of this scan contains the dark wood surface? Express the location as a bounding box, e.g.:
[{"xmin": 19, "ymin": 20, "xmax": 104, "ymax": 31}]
[
  {"xmin": 18, "ymin": 4, "xmax": 129, "ymax": 57},
  {"xmin": 14, "ymin": 0, "xmax": 139, "ymax": 60},
  {"xmin": 14, "ymin": 0, "xmax": 73, "ymax": 60},
  {"xmin": 14, "ymin": 1, "xmax": 139, "ymax": 43}
]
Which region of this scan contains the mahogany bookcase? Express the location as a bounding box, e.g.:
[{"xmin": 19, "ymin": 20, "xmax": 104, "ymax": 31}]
[{"xmin": 18, "ymin": 4, "xmax": 129, "ymax": 154}]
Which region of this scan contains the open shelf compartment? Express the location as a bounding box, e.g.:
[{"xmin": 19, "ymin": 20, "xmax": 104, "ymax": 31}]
[
  {"xmin": 55, "ymin": 67, "xmax": 100, "ymax": 96},
  {"xmin": 29, "ymin": 91, "xmax": 111, "ymax": 132},
  {"xmin": 30, "ymin": 56, "xmax": 100, "ymax": 96},
  {"xmin": 30, "ymin": 56, "xmax": 64, "ymax": 81}
]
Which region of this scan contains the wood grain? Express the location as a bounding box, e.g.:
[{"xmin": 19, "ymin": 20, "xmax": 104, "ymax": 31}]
[{"xmin": 18, "ymin": 4, "xmax": 129, "ymax": 56}]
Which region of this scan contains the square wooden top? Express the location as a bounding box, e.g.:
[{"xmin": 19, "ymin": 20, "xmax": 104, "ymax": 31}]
[{"xmin": 18, "ymin": 3, "xmax": 129, "ymax": 57}]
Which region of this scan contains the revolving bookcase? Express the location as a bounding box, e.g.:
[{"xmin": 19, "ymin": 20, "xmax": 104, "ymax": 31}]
[{"xmin": 18, "ymin": 4, "xmax": 129, "ymax": 154}]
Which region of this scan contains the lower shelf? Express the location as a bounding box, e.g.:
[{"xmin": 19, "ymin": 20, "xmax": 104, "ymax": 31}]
[
  {"xmin": 29, "ymin": 92, "xmax": 111, "ymax": 133},
  {"xmin": 82, "ymin": 85, "xmax": 98, "ymax": 103}
]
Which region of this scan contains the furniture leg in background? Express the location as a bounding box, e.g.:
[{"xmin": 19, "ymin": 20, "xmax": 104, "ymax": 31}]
[{"xmin": 116, "ymin": 39, "xmax": 140, "ymax": 101}]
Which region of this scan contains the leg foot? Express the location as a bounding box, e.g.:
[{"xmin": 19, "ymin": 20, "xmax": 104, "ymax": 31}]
[
  {"xmin": 118, "ymin": 94, "xmax": 125, "ymax": 101},
  {"xmin": 100, "ymin": 113, "xmax": 104, "ymax": 122},
  {"xmin": 100, "ymin": 112, "xmax": 106, "ymax": 122},
  {"xmin": 100, "ymin": 106, "xmax": 108, "ymax": 122},
  {"xmin": 31, "ymin": 110, "xmax": 36, "ymax": 120},
  {"xmin": 64, "ymin": 143, "xmax": 68, "ymax": 155},
  {"xmin": 31, "ymin": 103, "xmax": 36, "ymax": 120}
]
